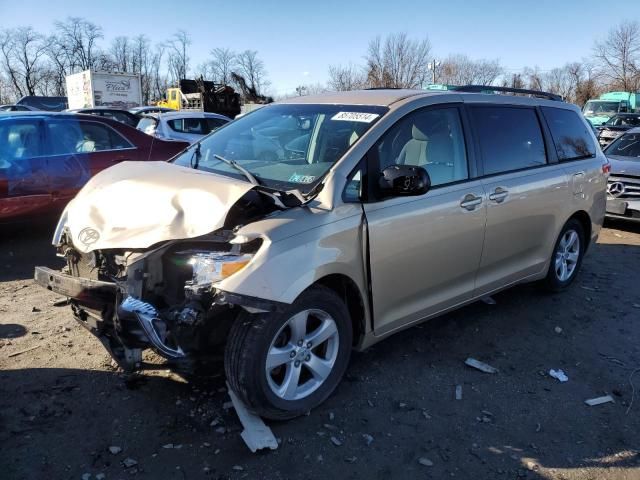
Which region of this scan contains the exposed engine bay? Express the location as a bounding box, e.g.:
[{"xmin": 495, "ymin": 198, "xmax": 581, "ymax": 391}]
[{"xmin": 42, "ymin": 188, "xmax": 282, "ymax": 371}]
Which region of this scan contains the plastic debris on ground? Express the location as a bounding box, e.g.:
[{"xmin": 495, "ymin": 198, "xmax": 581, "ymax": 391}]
[
  {"xmin": 481, "ymin": 296, "xmax": 497, "ymax": 305},
  {"xmin": 465, "ymin": 358, "xmax": 499, "ymax": 374},
  {"xmin": 455, "ymin": 385, "xmax": 463, "ymax": 400},
  {"xmin": 549, "ymin": 369, "xmax": 569, "ymax": 383},
  {"xmin": 584, "ymin": 395, "xmax": 615, "ymax": 406},
  {"xmin": 226, "ymin": 382, "xmax": 278, "ymax": 453}
]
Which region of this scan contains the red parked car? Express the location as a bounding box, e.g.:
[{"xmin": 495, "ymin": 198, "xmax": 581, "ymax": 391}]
[{"xmin": 0, "ymin": 112, "xmax": 189, "ymax": 223}]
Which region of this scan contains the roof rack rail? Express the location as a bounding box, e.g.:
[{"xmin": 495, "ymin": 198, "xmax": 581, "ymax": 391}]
[{"xmin": 454, "ymin": 85, "xmax": 563, "ymax": 102}]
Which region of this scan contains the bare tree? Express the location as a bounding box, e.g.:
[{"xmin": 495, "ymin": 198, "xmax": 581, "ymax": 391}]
[
  {"xmin": 365, "ymin": 33, "xmax": 431, "ymax": 88},
  {"xmin": 0, "ymin": 27, "xmax": 48, "ymax": 96},
  {"xmin": 439, "ymin": 54, "xmax": 502, "ymax": 86},
  {"xmin": 327, "ymin": 63, "xmax": 366, "ymax": 91},
  {"xmin": 54, "ymin": 17, "xmax": 104, "ymax": 71},
  {"xmin": 503, "ymin": 73, "xmax": 525, "ymax": 89},
  {"xmin": 44, "ymin": 32, "xmax": 74, "ymax": 96},
  {"xmin": 110, "ymin": 36, "xmax": 130, "ymax": 72},
  {"xmin": 594, "ymin": 21, "xmax": 640, "ymax": 91},
  {"xmin": 545, "ymin": 66, "xmax": 575, "ymax": 100},
  {"xmin": 166, "ymin": 30, "xmax": 190, "ymax": 82},
  {"xmin": 523, "ymin": 66, "xmax": 545, "ymax": 91},
  {"xmin": 150, "ymin": 44, "xmax": 167, "ymax": 101},
  {"xmin": 129, "ymin": 35, "xmax": 153, "ymax": 103},
  {"xmin": 235, "ymin": 49, "xmax": 268, "ymax": 95},
  {"xmin": 208, "ymin": 47, "xmax": 236, "ymax": 84}
]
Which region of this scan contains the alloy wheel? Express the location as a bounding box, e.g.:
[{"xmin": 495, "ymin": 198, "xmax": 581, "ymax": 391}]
[
  {"xmin": 265, "ymin": 309, "xmax": 339, "ymax": 401},
  {"xmin": 555, "ymin": 229, "xmax": 580, "ymax": 282}
]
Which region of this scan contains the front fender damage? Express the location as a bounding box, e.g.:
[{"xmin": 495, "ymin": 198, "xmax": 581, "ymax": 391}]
[{"xmin": 36, "ymin": 183, "xmax": 292, "ymax": 372}]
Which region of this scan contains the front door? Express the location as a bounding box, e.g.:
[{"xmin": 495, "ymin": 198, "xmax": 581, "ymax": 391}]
[{"xmin": 362, "ymin": 106, "xmax": 486, "ymax": 335}]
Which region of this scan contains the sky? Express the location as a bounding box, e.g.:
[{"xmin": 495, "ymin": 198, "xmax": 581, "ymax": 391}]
[{"xmin": 1, "ymin": 0, "xmax": 639, "ymax": 96}]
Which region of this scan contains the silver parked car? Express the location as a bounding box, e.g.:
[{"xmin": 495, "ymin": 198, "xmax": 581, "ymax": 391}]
[
  {"xmin": 603, "ymin": 127, "xmax": 640, "ymax": 220},
  {"xmin": 35, "ymin": 88, "xmax": 607, "ymax": 419},
  {"xmin": 137, "ymin": 111, "xmax": 230, "ymax": 144}
]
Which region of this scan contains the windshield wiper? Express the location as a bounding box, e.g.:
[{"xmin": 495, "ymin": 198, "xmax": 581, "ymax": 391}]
[{"xmin": 213, "ymin": 154, "xmax": 261, "ymax": 185}]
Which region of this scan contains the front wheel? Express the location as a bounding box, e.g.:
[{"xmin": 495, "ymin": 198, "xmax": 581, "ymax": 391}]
[
  {"xmin": 542, "ymin": 219, "xmax": 585, "ymax": 292},
  {"xmin": 225, "ymin": 285, "xmax": 352, "ymax": 420}
]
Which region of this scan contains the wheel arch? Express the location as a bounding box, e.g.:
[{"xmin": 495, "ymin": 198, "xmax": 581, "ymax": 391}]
[
  {"xmin": 314, "ymin": 273, "xmax": 367, "ymax": 346},
  {"xmin": 568, "ymin": 210, "xmax": 592, "ymax": 251}
]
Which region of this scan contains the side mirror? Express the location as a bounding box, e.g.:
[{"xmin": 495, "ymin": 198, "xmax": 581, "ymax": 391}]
[{"xmin": 379, "ymin": 164, "xmax": 430, "ymax": 196}]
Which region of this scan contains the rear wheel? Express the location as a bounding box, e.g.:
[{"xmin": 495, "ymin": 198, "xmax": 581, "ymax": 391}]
[
  {"xmin": 543, "ymin": 218, "xmax": 585, "ymax": 292},
  {"xmin": 225, "ymin": 285, "xmax": 352, "ymax": 420}
]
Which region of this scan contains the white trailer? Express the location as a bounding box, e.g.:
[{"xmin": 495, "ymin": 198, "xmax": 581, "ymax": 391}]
[{"xmin": 66, "ymin": 71, "xmax": 142, "ymax": 110}]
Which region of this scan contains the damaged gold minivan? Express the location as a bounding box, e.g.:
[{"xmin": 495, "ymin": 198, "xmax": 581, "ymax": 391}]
[{"xmin": 36, "ymin": 88, "xmax": 608, "ymax": 419}]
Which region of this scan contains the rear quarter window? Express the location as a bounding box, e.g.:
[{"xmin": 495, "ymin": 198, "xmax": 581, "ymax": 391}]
[{"xmin": 541, "ymin": 107, "xmax": 596, "ymax": 161}]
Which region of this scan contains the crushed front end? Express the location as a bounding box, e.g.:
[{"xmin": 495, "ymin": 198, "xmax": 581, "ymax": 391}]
[{"xmin": 35, "ymin": 228, "xmax": 268, "ymax": 372}]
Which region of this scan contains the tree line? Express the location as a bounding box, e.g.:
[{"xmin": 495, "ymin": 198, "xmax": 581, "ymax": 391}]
[
  {"xmin": 0, "ymin": 17, "xmax": 269, "ymax": 105},
  {"xmin": 324, "ymin": 22, "xmax": 640, "ymax": 106},
  {"xmin": 1, "ymin": 18, "xmax": 639, "ymax": 107}
]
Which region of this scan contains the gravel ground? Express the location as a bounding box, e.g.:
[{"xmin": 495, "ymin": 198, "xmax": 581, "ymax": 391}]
[{"xmin": 1, "ymin": 219, "xmax": 639, "ymax": 480}]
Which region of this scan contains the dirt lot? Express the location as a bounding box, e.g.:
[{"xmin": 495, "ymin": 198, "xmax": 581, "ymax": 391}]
[{"xmin": 1, "ymin": 220, "xmax": 639, "ymax": 480}]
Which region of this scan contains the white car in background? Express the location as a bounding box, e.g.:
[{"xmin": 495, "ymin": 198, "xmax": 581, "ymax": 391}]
[{"xmin": 137, "ymin": 111, "xmax": 231, "ymax": 144}]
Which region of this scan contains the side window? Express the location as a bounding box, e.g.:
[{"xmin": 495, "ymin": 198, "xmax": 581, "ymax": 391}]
[
  {"xmin": 471, "ymin": 107, "xmax": 547, "ymax": 175},
  {"xmin": 375, "ymin": 107, "xmax": 468, "ymax": 187},
  {"xmin": 47, "ymin": 120, "xmax": 84, "ymax": 155},
  {"xmin": 168, "ymin": 118, "xmax": 204, "ymax": 134},
  {"xmin": 47, "ymin": 120, "xmax": 132, "ymax": 154},
  {"xmin": 0, "ymin": 120, "xmax": 42, "ymax": 159},
  {"xmin": 540, "ymin": 107, "xmax": 596, "ymax": 161},
  {"xmin": 205, "ymin": 118, "xmax": 228, "ymax": 133}
]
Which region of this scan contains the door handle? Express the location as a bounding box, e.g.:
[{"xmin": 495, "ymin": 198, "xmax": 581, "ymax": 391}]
[
  {"xmin": 489, "ymin": 187, "xmax": 509, "ymax": 203},
  {"xmin": 460, "ymin": 194, "xmax": 483, "ymax": 211},
  {"xmin": 573, "ymin": 171, "xmax": 585, "ymax": 178}
]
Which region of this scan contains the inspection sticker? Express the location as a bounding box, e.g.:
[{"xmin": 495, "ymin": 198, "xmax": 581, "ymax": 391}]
[{"xmin": 331, "ymin": 112, "xmax": 379, "ymax": 123}]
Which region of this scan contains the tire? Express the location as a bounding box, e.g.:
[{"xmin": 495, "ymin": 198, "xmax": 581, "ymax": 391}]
[
  {"xmin": 225, "ymin": 285, "xmax": 352, "ymax": 420},
  {"xmin": 542, "ymin": 218, "xmax": 585, "ymax": 292}
]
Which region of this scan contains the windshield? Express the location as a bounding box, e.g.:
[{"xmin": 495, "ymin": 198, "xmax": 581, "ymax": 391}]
[
  {"xmin": 583, "ymin": 101, "xmax": 619, "ymax": 118},
  {"xmin": 605, "ymin": 115, "xmax": 640, "ymax": 127},
  {"xmin": 172, "ymin": 103, "xmax": 388, "ymax": 192},
  {"xmin": 606, "ymin": 132, "xmax": 640, "ymax": 158}
]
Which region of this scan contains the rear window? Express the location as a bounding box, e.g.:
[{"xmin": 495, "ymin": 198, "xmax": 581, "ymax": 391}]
[
  {"xmin": 470, "ymin": 106, "xmax": 547, "ymax": 176},
  {"xmin": 541, "ymin": 107, "xmax": 596, "ymax": 161},
  {"xmin": 137, "ymin": 117, "xmax": 158, "ymax": 135}
]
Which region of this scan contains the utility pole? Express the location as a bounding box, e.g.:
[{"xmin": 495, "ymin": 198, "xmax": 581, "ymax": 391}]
[{"xmin": 428, "ymin": 59, "xmax": 440, "ymax": 85}]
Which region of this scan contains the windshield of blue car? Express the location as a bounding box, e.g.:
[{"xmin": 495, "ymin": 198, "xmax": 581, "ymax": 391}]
[
  {"xmin": 583, "ymin": 101, "xmax": 619, "ymax": 117},
  {"xmin": 172, "ymin": 103, "xmax": 388, "ymax": 192},
  {"xmin": 606, "ymin": 132, "xmax": 640, "ymax": 158}
]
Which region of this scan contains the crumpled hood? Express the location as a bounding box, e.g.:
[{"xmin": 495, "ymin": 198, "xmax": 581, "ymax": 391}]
[{"xmin": 63, "ymin": 161, "xmax": 254, "ymax": 253}]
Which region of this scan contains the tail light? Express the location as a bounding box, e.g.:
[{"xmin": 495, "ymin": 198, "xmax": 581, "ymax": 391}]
[{"xmin": 602, "ymin": 161, "xmax": 611, "ymax": 174}]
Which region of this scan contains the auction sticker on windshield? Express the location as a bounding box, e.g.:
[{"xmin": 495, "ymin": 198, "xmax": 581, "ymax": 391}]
[{"xmin": 331, "ymin": 112, "xmax": 380, "ymax": 123}]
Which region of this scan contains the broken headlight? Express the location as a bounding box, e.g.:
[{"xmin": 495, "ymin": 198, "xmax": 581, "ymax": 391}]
[{"xmin": 188, "ymin": 252, "xmax": 254, "ymax": 287}]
